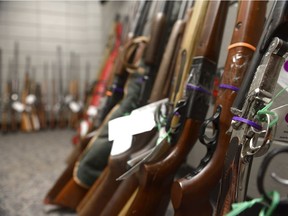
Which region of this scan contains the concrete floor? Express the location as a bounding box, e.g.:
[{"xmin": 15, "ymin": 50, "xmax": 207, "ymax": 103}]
[{"xmin": 0, "ymin": 130, "xmax": 77, "ymax": 216}]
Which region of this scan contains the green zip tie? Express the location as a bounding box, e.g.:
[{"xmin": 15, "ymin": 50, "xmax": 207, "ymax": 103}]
[
  {"xmin": 226, "ymin": 191, "xmax": 280, "ymax": 216},
  {"xmin": 259, "ymin": 191, "xmax": 280, "ymax": 216},
  {"xmin": 257, "ymin": 85, "xmax": 288, "ymax": 128},
  {"xmin": 226, "ymin": 197, "xmax": 263, "ymax": 216}
]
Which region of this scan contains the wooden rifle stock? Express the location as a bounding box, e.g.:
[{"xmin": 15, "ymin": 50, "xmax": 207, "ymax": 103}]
[
  {"xmin": 77, "ymin": 130, "xmax": 157, "ymax": 216},
  {"xmin": 171, "ymin": 1, "xmax": 267, "ymax": 215},
  {"xmin": 20, "ymin": 72, "xmax": 33, "ymax": 132},
  {"xmin": 125, "ymin": 1, "xmax": 229, "ymax": 215},
  {"xmin": 44, "ymin": 33, "xmax": 148, "ymax": 211},
  {"xmin": 216, "ymin": 1, "xmax": 288, "ymax": 215},
  {"xmin": 77, "ymin": 2, "xmax": 175, "ymax": 214},
  {"xmin": 100, "ymin": 3, "xmax": 190, "ymax": 215}
]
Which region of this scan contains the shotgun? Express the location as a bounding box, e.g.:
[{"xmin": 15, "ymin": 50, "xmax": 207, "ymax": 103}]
[
  {"xmin": 215, "ymin": 1, "xmax": 288, "ymax": 215},
  {"xmin": 44, "ymin": 0, "xmax": 152, "ymax": 209},
  {"xmin": 171, "ymin": 1, "xmax": 267, "ymax": 215},
  {"xmin": 77, "ymin": 1, "xmax": 176, "ymax": 215},
  {"xmin": 123, "ymin": 1, "xmax": 228, "ymax": 215},
  {"xmin": 100, "ymin": 1, "xmax": 192, "ymax": 215}
]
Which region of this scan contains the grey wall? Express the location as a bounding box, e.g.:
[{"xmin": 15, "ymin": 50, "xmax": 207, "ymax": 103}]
[{"xmin": 0, "ymin": 1, "xmax": 128, "ymax": 99}]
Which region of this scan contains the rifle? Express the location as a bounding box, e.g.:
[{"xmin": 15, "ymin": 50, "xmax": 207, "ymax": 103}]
[
  {"xmin": 122, "ymin": 1, "xmax": 227, "ymax": 215},
  {"xmin": 215, "ymin": 1, "xmax": 288, "ymax": 215},
  {"xmin": 76, "ymin": 3, "xmax": 177, "ymax": 215},
  {"xmin": 10, "ymin": 42, "xmax": 20, "ymax": 131},
  {"xmin": 68, "ymin": 53, "xmax": 81, "ymax": 129},
  {"xmin": 38, "ymin": 62, "xmax": 49, "ymax": 129},
  {"xmin": 44, "ymin": 0, "xmax": 151, "ymax": 208},
  {"xmin": 170, "ymin": 1, "xmax": 267, "ymax": 215},
  {"xmin": 29, "ymin": 66, "xmax": 41, "ymax": 131},
  {"xmin": 57, "ymin": 46, "xmax": 68, "ymax": 128},
  {"xmin": 20, "ymin": 56, "xmax": 33, "ymax": 132},
  {"xmin": 50, "ymin": 63, "xmax": 57, "ymax": 129},
  {"xmin": 2, "ymin": 59, "xmax": 13, "ymax": 133},
  {"xmin": 100, "ymin": 1, "xmax": 191, "ymax": 215},
  {"xmin": 79, "ymin": 15, "xmax": 122, "ymax": 135}
]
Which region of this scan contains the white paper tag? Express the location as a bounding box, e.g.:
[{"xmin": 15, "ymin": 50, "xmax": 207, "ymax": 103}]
[
  {"xmin": 271, "ymin": 104, "xmax": 288, "ymax": 142},
  {"xmin": 87, "ymin": 105, "xmax": 98, "ymax": 117},
  {"xmin": 26, "ymin": 94, "xmax": 36, "ymax": 105},
  {"xmin": 69, "ymin": 101, "xmax": 82, "ymax": 113},
  {"xmin": 108, "ymin": 115, "xmax": 131, "ymax": 141},
  {"xmin": 108, "ymin": 98, "xmax": 168, "ymax": 156},
  {"xmin": 80, "ymin": 120, "xmax": 89, "ymax": 137},
  {"xmin": 12, "ymin": 101, "xmax": 25, "ymax": 112},
  {"xmin": 110, "ymin": 136, "xmax": 133, "ymax": 156}
]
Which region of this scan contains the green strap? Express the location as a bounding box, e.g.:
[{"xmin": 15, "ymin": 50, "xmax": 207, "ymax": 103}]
[
  {"xmin": 226, "ymin": 191, "xmax": 280, "ymax": 216},
  {"xmin": 257, "ymin": 85, "xmax": 288, "ymax": 128},
  {"xmin": 259, "ymin": 191, "xmax": 280, "ymax": 216},
  {"xmin": 226, "ymin": 198, "xmax": 263, "ymax": 216}
]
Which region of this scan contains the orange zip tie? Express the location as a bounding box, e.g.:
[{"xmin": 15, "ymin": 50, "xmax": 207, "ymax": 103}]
[
  {"xmin": 228, "ymin": 42, "xmax": 256, "ymax": 51},
  {"xmin": 106, "ymin": 91, "xmax": 112, "ymax": 96}
]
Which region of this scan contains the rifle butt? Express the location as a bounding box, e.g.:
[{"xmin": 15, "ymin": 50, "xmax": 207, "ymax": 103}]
[
  {"xmin": 53, "ymin": 178, "xmax": 88, "ymax": 210},
  {"xmin": 126, "ymin": 177, "xmax": 172, "ymax": 216},
  {"xmin": 77, "ymin": 167, "xmax": 121, "ymax": 216},
  {"xmin": 100, "ymin": 175, "xmax": 138, "ymax": 216},
  {"xmin": 77, "ymin": 167, "xmax": 109, "ymax": 215},
  {"xmin": 21, "ymin": 112, "xmax": 33, "ymax": 132},
  {"xmin": 44, "ymin": 161, "xmax": 74, "ymax": 204},
  {"xmin": 172, "ymin": 180, "xmax": 213, "ymax": 216}
]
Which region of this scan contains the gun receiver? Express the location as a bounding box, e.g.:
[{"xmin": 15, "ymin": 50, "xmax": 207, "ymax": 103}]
[
  {"xmin": 123, "ymin": 1, "xmax": 228, "ymax": 215},
  {"xmin": 217, "ymin": 37, "xmax": 288, "ymax": 215},
  {"xmin": 171, "ymin": 1, "xmax": 267, "ymax": 215},
  {"xmin": 216, "ymin": 2, "xmax": 288, "ymax": 214}
]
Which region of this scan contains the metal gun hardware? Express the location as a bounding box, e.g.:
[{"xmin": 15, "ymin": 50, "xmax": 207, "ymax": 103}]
[
  {"xmin": 229, "ymin": 37, "xmax": 288, "ymax": 202},
  {"xmin": 195, "ymin": 105, "xmax": 221, "ymax": 175}
]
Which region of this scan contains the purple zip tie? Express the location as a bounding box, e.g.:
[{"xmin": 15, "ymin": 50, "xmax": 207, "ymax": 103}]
[
  {"xmin": 232, "ymin": 116, "xmax": 262, "ymax": 130},
  {"xmin": 219, "ymin": 84, "xmax": 239, "ymax": 92},
  {"xmin": 186, "ymin": 83, "xmax": 211, "ymax": 95},
  {"xmin": 112, "ymin": 87, "xmax": 124, "ymax": 93}
]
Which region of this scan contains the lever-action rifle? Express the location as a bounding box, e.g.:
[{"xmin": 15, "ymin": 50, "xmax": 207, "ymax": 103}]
[
  {"xmin": 171, "ymin": 1, "xmax": 267, "ymax": 215},
  {"xmin": 215, "ymin": 1, "xmax": 288, "ymax": 215}
]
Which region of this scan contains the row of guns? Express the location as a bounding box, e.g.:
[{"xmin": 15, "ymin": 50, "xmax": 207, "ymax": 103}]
[
  {"xmin": 0, "ymin": 42, "xmax": 99, "ymax": 133},
  {"xmin": 43, "ymin": 0, "xmax": 288, "ymax": 215}
]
